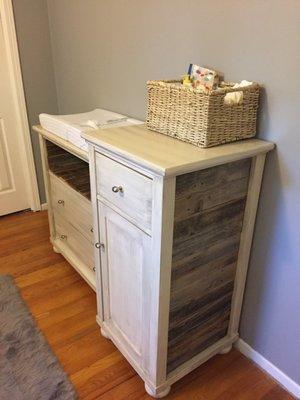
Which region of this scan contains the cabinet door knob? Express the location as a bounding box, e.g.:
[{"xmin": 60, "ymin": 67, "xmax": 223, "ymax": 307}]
[
  {"xmin": 93, "ymin": 266, "xmax": 96, "ymax": 272},
  {"xmin": 57, "ymin": 199, "xmax": 64, "ymax": 205},
  {"xmin": 90, "ymin": 227, "xmax": 94, "ymax": 233},
  {"xmin": 95, "ymin": 242, "xmax": 104, "ymax": 249},
  {"xmin": 112, "ymin": 186, "xmax": 123, "ymax": 193},
  {"xmin": 60, "ymin": 234, "xmax": 67, "ymax": 240}
]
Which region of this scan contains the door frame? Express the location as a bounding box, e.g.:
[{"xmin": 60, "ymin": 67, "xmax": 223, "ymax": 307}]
[{"xmin": 0, "ymin": 0, "xmax": 41, "ymax": 211}]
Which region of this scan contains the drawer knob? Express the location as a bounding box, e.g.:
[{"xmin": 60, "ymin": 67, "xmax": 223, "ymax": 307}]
[
  {"xmin": 60, "ymin": 234, "xmax": 67, "ymax": 240},
  {"xmin": 57, "ymin": 199, "xmax": 65, "ymax": 205},
  {"xmin": 95, "ymin": 242, "xmax": 105, "ymax": 249},
  {"xmin": 112, "ymin": 186, "xmax": 123, "ymax": 193}
]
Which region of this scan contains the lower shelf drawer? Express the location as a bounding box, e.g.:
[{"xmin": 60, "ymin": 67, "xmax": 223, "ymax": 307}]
[
  {"xmin": 54, "ymin": 209, "xmax": 95, "ymax": 273},
  {"xmin": 50, "ymin": 172, "xmax": 93, "ymax": 242}
]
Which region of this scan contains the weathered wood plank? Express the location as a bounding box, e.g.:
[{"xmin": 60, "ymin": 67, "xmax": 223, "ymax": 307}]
[
  {"xmin": 175, "ymin": 158, "xmax": 251, "ymax": 198},
  {"xmin": 169, "ymin": 282, "xmax": 234, "ymax": 337},
  {"xmin": 171, "ymin": 252, "xmax": 238, "ymax": 299},
  {"xmin": 173, "ymin": 198, "xmax": 246, "ymax": 242},
  {"xmin": 170, "ymin": 262, "xmax": 237, "ymax": 315},
  {"xmin": 168, "ymin": 309, "xmax": 231, "ymax": 372},
  {"xmin": 172, "ymin": 218, "xmax": 243, "ymax": 264},
  {"xmin": 167, "ymin": 159, "xmax": 251, "ymax": 374},
  {"xmin": 46, "ymin": 140, "xmax": 91, "ymax": 199},
  {"xmin": 172, "ymin": 233, "xmax": 240, "ymax": 279},
  {"xmin": 175, "ymin": 176, "xmax": 249, "ymax": 221}
]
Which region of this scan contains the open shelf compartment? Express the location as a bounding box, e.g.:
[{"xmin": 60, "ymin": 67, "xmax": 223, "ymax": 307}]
[{"xmin": 46, "ymin": 140, "xmax": 91, "ymax": 200}]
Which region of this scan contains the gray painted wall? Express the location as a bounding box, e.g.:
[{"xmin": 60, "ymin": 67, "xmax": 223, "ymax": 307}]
[
  {"xmin": 14, "ymin": 0, "xmax": 300, "ymax": 385},
  {"xmin": 13, "ymin": 0, "xmax": 58, "ymax": 202}
]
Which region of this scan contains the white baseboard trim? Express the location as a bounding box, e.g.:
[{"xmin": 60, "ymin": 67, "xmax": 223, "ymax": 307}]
[
  {"xmin": 41, "ymin": 202, "xmax": 48, "ymax": 211},
  {"xmin": 235, "ymin": 339, "xmax": 300, "ymax": 399}
]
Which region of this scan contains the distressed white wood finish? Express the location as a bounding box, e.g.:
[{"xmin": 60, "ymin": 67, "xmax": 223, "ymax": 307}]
[
  {"xmin": 50, "ymin": 172, "xmax": 93, "ymax": 242},
  {"xmin": 88, "ymin": 146, "xmax": 103, "ymax": 316},
  {"xmin": 95, "ymin": 152, "xmax": 153, "ymax": 232},
  {"xmin": 147, "ymin": 176, "xmax": 176, "ymax": 388},
  {"xmin": 33, "ymin": 125, "xmax": 88, "ymax": 162},
  {"xmin": 36, "ymin": 131, "xmax": 96, "ymax": 290},
  {"xmin": 145, "ymin": 383, "xmax": 171, "ymax": 398},
  {"xmin": 228, "ymin": 153, "xmax": 266, "ymax": 335},
  {"xmin": 82, "ymin": 124, "xmax": 274, "ymax": 177},
  {"xmin": 94, "ymin": 162, "xmax": 175, "ymax": 397},
  {"xmin": 51, "ymin": 236, "xmax": 96, "ymax": 290},
  {"xmin": 85, "ymin": 125, "xmax": 274, "ymax": 398},
  {"xmin": 99, "ymin": 203, "xmax": 151, "ymax": 366},
  {"xmin": 39, "ymin": 135, "xmax": 55, "ymax": 239},
  {"xmin": 53, "ymin": 208, "xmax": 94, "ymax": 272}
]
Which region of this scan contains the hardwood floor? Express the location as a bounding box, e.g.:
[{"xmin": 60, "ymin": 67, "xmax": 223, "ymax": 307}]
[{"xmin": 0, "ymin": 210, "xmax": 295, "ymax": 400}]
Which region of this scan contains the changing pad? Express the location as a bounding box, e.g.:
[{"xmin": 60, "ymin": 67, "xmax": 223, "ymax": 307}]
[{"xmin": 39, "ymin": 109, "xmax": 143, "ymax": 151}]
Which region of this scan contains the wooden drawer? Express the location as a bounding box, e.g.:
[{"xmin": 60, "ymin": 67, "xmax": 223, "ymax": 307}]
[
  {"xmin": 54, "ymin": 209, "xmax": 95, "ymax": 272},
  {"xmin": 50, "ymin": 173, "xmax": 93, "ymax": 241},
  {"xmin": 95, "ymin": 153, "xmax": 153, "ymax": 232}
]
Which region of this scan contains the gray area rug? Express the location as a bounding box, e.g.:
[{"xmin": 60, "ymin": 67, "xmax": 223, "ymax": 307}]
[{"xmin": 0, "ymin": 275, "xmax": 77, "ymax": 400}]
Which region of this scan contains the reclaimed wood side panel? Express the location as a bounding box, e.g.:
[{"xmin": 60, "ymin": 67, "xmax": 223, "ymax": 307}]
[
  {"xmin": 46, "ymin": 140, "xmax": 91, "ymax": 199},
  {"xmin": 167, "ymin": 158, "xmax": 251, "ymax": 373}
]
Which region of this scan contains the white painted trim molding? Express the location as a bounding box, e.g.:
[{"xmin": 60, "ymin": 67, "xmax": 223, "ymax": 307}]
[
  {"xmin": 0, "ymin": 0, "xmax": 41, "ymax": 211},
  {"xmin": 41, "ymin": 202, "xmax": 48, "ymax": 211},
  {"xmin": 235, "ymin": 339, "xmax": 300, "ymax": 399}
]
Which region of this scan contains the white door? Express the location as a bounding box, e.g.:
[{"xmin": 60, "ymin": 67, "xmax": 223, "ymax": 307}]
[
  {"xmin": 0, "ymin": 16, "xmax": 30, "ymax": 215},
  {"xmin": 98, "ymin": 203, "xmax": 151, "ymax": 365}
]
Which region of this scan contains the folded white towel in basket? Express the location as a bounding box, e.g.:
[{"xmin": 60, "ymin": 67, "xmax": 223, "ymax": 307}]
[
  {"xmin": 39, "ymin": 109, "xmax": 143, "ymax": 150},
  {"xmin": 223, "ymin": 80, "xmax": 253, "ymax": 105}
]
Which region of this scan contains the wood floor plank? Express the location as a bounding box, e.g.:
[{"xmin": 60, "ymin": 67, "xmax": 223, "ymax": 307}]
[
  {"xmin": 35, "ymin": 294, "xmax": 96, "ymax": 328},
  {"xmin": 73, "ymin": 353, "xmax": 136, "ymax": 400},
  {"xmin": 43, "ymin": 309, "xmax": 96, "ymax": 347},
  {"xmin": 260, "ymin": 385, "xmax": 295, "ymax": 400},
  {"xmin": 0, "ymin": 210, "xmax": 295, "ymax": 399},
  {"xmin": 15, "ymin": 261, "xmax": 74, "ymax": 288},
  {"xmin": 0, "ymin": 242, "xmax": 63, "ymax": 277},
  {"xmin": 25, "ymin": 279, "xmax": 92, "ymax": 315},
  {"xmin": 200, "ymin": 356, "xmax": 273, "ymax": 400},
  {"xmin": 93, "ymin": 374, "xmax": 146, "ymax": 400},
  {"xmin": 55, "ymin": 329, "xmax": 115, "ymax": 374}
]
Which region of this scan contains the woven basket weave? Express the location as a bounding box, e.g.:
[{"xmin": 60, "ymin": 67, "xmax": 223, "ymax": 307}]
[{"xmin": 146, "ymin": 80, "xmax": 260, "ymax": 148}]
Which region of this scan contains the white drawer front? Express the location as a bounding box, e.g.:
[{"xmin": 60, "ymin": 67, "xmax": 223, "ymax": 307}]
[
  {"xmin": 54, "ymin": 209, "xmax": 94, "ymax": 272},
  {"xmin": 50, "ymin": 173, "xmax": 93, "ymax": 242},
  {"xmin": 95, "ymin": 153, "xmax": 153, "ymax": 232}
]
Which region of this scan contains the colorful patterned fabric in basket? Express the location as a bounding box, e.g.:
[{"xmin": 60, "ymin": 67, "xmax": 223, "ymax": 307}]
[{"xmin": 146, "ymin": 80, "xmax": 260, "ymax": 148}]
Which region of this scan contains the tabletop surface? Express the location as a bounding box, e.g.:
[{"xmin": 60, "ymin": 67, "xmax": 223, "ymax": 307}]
[{"xmin": 82, "ymin": 124, "xmax": 274, "ymax": 176}]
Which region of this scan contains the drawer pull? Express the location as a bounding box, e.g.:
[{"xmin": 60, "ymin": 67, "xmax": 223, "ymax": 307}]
[
  {"xmin": 60, "ymin": 234, "xmax": 67, "ymax": 240},
  {"xmin": 57, "ymin": 199, "xmax": 65, "ymax": 205},
  {"xmin": 95, "ymin": 242, "xmax": 105, "ymax": 249},
  {"xmin": 112, "ymin": 186, "xmax": 123, "ymax": 193}
]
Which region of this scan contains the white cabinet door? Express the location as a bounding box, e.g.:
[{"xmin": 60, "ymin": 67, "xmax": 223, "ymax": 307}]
[{"xmin": 98, "ymin": 203, "xmax": 151, "ymax": 365}]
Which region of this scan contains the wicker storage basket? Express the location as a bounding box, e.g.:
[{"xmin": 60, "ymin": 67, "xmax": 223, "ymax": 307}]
[{"xmin": 146, "ymin": 80, "xmax": 260, "ymax": 148}]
